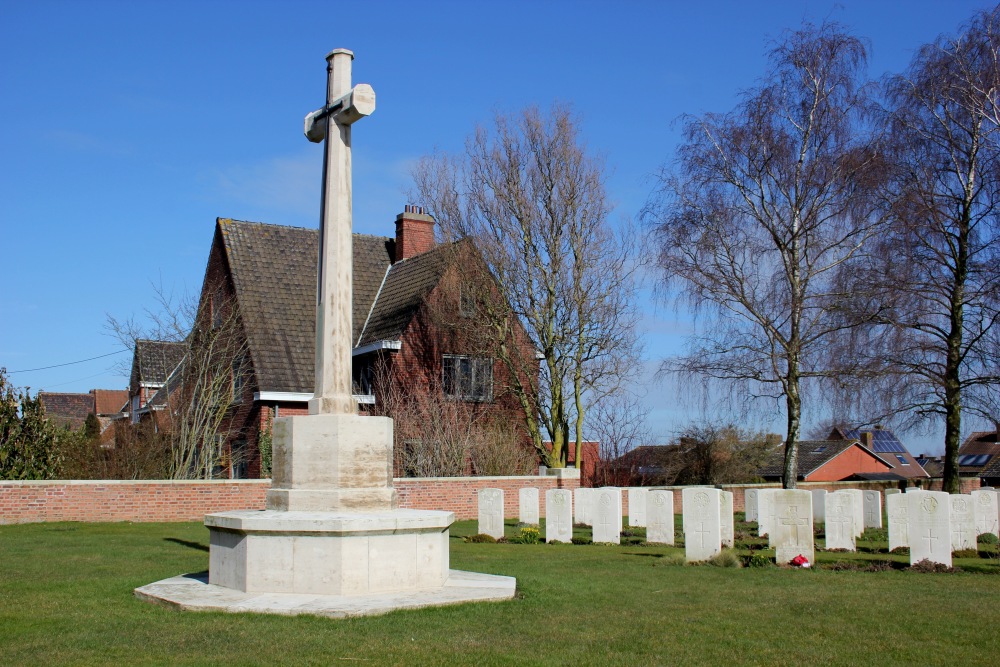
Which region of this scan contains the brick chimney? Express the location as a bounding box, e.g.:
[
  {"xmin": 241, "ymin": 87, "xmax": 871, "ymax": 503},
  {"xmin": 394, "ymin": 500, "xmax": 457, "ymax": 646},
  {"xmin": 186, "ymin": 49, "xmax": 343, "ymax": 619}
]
[
  {"xmin": 394, "ymin": 204, "xmax": 435, "ymax": 262},
  {"xmin": 861, "ymin": 431, "xmax": 873, "ymax": 450}
]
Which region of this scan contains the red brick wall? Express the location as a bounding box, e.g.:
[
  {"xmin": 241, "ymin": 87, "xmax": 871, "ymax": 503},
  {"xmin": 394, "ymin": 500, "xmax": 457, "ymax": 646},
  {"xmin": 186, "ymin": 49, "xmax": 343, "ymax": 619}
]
[{"xmin": 0, "ymin": 474, "xmax": 580, "ymax": 524}]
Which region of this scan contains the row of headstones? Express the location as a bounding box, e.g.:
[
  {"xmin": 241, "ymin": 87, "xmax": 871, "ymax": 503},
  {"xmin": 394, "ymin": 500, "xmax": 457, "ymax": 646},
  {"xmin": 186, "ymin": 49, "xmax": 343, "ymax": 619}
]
[
  {"xmin": 479, "ymin": 486, "xmax": 1000, "ymax": 566},
  {"xmin": 477, "ymin": 487, "xmax": 691, "ymax": 546},
  {"xmin": 746, "ymin": 487, "xmax": 1000, "ymax": 567}
]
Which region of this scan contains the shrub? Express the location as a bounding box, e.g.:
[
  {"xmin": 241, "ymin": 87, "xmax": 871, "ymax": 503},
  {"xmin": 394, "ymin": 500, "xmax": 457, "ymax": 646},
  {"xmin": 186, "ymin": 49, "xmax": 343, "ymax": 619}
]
[
  {"xmin": 510, "ymin": 526, "xmax": 540, "ymax": 545},
  {"xmin": 707, "ymin": 550, "xmax": 742, "ymax": 568},
  {"xmin": 743, "ymin": 552, "xmax": 773, "ymax": 568},
  {"xmin": 978, "ymin": 533, "xmax": 998, "ymax": 545},
  {"xmin": 952, "ymin": 549, "xmax": 978, "ymax": 559},
  {"xmin": 654, "ymin": 553, "xmax": 687, "ymax": 567},
  {"xmin": 465, "ymin": 533, "xmax": 497, "ymax": 544},
  {"xmin": 889, "ymin": 546, "xmax": 910, "ymax": 555},
  {"xmin": 570, "ymin": 536, "xmax": 592, "ymax": 545}
]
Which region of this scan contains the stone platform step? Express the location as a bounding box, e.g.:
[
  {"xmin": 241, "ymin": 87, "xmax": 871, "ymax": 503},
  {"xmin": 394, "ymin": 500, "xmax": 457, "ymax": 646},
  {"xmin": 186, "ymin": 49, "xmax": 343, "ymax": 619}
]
[{"xmin": 134, "ymin": 569, "xmax": 516, "ymax": 619}]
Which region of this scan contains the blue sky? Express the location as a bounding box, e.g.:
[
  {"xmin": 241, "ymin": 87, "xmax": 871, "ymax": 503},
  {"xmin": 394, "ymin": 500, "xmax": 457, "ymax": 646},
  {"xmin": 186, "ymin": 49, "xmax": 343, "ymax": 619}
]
[{"xmin": 1, "ymin": 0, "xmax": 992, "ymax": 453}]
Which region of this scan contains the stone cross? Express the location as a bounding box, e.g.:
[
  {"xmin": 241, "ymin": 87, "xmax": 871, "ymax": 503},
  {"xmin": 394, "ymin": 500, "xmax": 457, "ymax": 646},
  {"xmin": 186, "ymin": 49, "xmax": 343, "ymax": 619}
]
[
  {"xmin": 304, "ymin": 49, "xmax": 376, "ymax": 415},
  {"xmin": 781, "ymin": 505, "xmax": 809, "ymax": 545}
]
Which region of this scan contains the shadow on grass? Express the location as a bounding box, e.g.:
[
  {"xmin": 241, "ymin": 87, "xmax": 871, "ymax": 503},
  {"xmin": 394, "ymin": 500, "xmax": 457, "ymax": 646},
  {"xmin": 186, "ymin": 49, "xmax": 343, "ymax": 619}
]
[
  {"xmin": 165, "ymin": 538, "xmax": 209, "ymax": 552},
  {"xmin": 623, "ymin": 552, "xmax": 665, "ymax": 559}
]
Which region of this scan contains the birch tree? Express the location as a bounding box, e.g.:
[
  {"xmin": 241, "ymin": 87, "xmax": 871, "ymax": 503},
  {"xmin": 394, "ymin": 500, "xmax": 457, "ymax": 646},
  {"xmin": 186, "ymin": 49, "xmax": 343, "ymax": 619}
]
[
  {"xmin": 645, "ymin": 23, "xmax": 885, "ymax": 488},
  {"xmin": 858, "ymin": 8, "xmax": 1000, "ymax": 492}
]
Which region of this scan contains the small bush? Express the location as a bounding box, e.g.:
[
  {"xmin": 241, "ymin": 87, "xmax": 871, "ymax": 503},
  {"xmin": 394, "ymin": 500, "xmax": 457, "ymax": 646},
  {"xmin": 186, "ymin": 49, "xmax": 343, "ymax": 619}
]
[
  {"xmin": 707, "ymin": 550, "xmax": 742, "ymax": 568},
  {"xmin": 743, "ymin": 553, "xmax": 773, "ymax": 568},
  {"xmin": 509, "ymin": 526, "xmax": 540, "ymax": 545},
  {"xmin": 952, "ymin": 548, "xmax": 978, "ymax": 559},
  {"xmin": 978, "ymin": 533, "xmax": 998, "ymax": 545},
  {"xmin": 824, "ymin": 560, "xmax": 894, "ymax": 573},
  {"xmin": 465, "ymin": 533, "xmax": 497, "ymax": 544},
  {"xmin": 889, "ymin": 546, "xmax": 910, "ymax": 555},
  {"xmin": 654, "ymin": 553, "xmax": 687, "ymax": 567},
  {"xmin": 571, "ymin": 536, "xmax": 592, "ymax": 545}
]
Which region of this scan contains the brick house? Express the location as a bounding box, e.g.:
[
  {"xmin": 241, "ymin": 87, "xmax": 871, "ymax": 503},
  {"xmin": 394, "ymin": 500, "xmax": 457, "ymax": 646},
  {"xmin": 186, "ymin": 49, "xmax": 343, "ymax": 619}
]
[
  {"xmin": 163, "ymin": 205, "xmax": 536, "ymax": 478},
  {"xmin": 758, "ymin": 439, "xmax": 902, "ymax": 483},
  {"xmin": 956, "ymin": 428, "xmax": 1000, "ymax": 478},
  {"xmin": 126, "ymin": 340, "xmax": 186, "ymax": 425},
  {"xmin": 829, "ymin": 427, "xmax": 931, "ymax": 481},
  {"xmin": 39, "ymin": 389, "xmax": 129, "ymax": 430}
]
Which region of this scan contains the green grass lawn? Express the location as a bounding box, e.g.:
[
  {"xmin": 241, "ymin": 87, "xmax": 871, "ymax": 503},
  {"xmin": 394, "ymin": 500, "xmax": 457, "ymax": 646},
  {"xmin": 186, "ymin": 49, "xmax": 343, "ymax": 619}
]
[{"xmin": 1, "ymin": 517, "xmax": 998, "ymax": 666}]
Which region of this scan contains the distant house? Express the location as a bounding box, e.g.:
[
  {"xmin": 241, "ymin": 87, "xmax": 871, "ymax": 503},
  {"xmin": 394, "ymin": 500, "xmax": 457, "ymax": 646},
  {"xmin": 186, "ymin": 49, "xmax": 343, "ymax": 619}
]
[
  {"xmin": 603, "ymin": 444, "xmax": 686, "ymax": 487},
  {"xmin": 758, "ymin": 439, "xmax": 902, "ymax": 483},
  {"xmin": 151, "ymin": 205, "xmax": 536, "ymax": 478},
  {"xmin": 38, "ymin": 389, "xmax": 129, "ymax": 430},
  {"xmin": 956, "ymin": 429, "xmax": 1000, "ymax": 478},
  {"xmin": 126, "ymin": 340, "xmax": 186, "ymax": 424},
  {"xmin": 829, "ymin": 427, "xmax": 930, "ymax": 481}
]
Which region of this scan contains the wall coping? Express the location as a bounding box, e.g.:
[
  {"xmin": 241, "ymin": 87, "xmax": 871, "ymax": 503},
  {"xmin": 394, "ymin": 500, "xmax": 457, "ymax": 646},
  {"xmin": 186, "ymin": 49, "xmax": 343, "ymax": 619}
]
[{"xmin": 0, "ymin": 476, "xmax": 560, "ymax": 488}]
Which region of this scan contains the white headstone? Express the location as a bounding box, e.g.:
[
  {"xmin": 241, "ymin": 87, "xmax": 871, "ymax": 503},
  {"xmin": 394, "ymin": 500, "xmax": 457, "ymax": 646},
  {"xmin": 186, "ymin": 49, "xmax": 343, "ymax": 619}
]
[
  {"xmin": 574, "ymin": 488, "xmax": 594, "ymax": 526},
  {"xmin": 745, "ymin": 488, "xmax": 759, "ymax": 523},
  {"xmin": 757, "ymin": 489, "xmax": 778, "ymax": 537},
  {"xmin": 887, "ymin": 492, "xmax": 909, "ymax": 551},
  {"xmin": 949, "ymin": 494, "xmax": 976, "ymax": 551},
  {"xmin": 908, "ymin": 491, "xmax": 951, "ymax": 567},
  {"xmin": 885, "ymin": 488, "xmax": 902, "ymax": 501},
  {"xmin": 844, "ymin": 489, "xmax": 865, "ymax": 537},
  {"xmin": 825, "ymin": 491, "xmax": 857, "ymax": 551},
  {"xmin": 720, "ymin": 490, "xmax": 735, "ymax": 548},
  {"xmin": 972, "ymin": 489, "xmax": 999, "ymax": 537},
  {"xmin": 627, "ymin": 487, "xmax": 648, "ymax": 527},
  {"xmin": 519, "ymin": 487, "xmax": 539, "ymax": 525},
  {"xmin": 478, "ymin": 488, "xmax": 505, "ymax": 540},
  {"xmin": 863, "ymin": 490, "xmax": 883, "ymax": 529},
  {"xmin": 811, "ymin": 489, "xmax": 827, "ymax": 524},
  {"xmin": 592, "ymin": 488, "xmax": 622, "ymax": 544},
  {"xmin": 682, "ymin": 487, "xmax": 722, "ymax": 562},
  {"xmin": 646, "ymin": 490, "xmax": 675, "ymax": 545},
  {"xmin": 545, "ymin": 489, "xmax": 573, "ymax": 544},
  {"xmin": 771, "ymin": 490, "xmax": 814, "ymax": 564}
]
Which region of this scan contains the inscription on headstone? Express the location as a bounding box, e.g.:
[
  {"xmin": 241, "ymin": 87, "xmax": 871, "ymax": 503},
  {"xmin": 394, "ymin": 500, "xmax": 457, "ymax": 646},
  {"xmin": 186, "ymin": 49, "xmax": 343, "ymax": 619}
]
[
  {"xmin": 646, "ymin": 490, "xmax": 675, "ymax": 545},
  {"xmin": 720, "ymin": 490, "xmax": 734, "ymax": 548},
  {"xmin": 682, "ymin": 487, "xmax": 722, "ymax": 562},
  {"xmin": 887, "ymin": 492, "xmax": 909, "ymax": 551},
  {"xmin": 545, "ymin": 489, "xmax": 573, "ymax": 544},
  {"xmin": 844, "ymin": 489, "xmax": 865, "ymax": 537},
  {"xmin": 772, "ymin": 490, "xmax": 814, "ymax": 564},
  {"xmin": 478, "ymin": 488, "xmax": 505, "ymax": 540},
  {"xmin": 592, "ymin": 488, "xmax": 622, "ymax": 544},
  {"xmin": 627, "ymin": 487, "xmax": 648, "ymax": 527},
  {"xmin": 825, "ymin": 491, "xmax": 856, "ymax": 551},
  {"xmin": 949, "ymin": 494, "xmax": 976, "ymax": 551},
  {"xmin": 972, "ymin": 489, "xmax": 999, "ymax": 537},
  {"xmin": 863, "ymin": 490, "xmax": 883, "ymax": 529},
  {"xmin": 745, "ymin": 488, "xmax": 759, "ymax": 523},
  {"xmin": 574, "ymin": 488, "xmax": 594, "ymax": 526},
  {"xmin": 519, "ymin": 487, "xmax": 539, "ymax": 525},
  {"xmin": 908, "ymin": 491, "xmax": 951, "ymax": 567}
]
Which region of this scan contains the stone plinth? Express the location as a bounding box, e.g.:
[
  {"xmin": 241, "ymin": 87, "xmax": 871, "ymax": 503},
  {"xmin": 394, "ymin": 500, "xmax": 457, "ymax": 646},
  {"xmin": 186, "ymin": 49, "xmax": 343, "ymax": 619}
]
[
  {"xmin": 265, "ymin": 414, "xmax": 397, "ymax": 512},
  {"xmin": 205, "ymin": 509, "xmax": 451, "ymax": 595}
]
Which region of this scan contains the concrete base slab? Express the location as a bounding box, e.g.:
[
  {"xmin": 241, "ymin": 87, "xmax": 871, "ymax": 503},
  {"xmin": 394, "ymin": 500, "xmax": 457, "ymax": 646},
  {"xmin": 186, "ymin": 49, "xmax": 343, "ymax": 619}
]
[{"xmin": 135, "ymin": 569, "xmax": 517, "ymax": 619}]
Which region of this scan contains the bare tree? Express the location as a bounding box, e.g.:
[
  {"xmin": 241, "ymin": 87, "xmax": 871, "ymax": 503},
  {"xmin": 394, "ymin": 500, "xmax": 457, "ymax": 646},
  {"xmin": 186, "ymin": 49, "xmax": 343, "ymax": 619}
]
[
  {"xmin": 413, "ymin": 104, "xmax": 642, "ymax": 469},
  {"xmin": 106, "ymin": 286, "xmax": 252, "ymax": 479},
  {"xmin": 854, "ymin": 8, "xmax": 1000, "ymax": 493},
  {"xmin": 645, "ymin": 23, "xmax": 885, "ymax": 488},
  {"xmin": 672, "ymin": 423, "xmax": 776, "ymax": 486},
  {"xmin": 589, "ymin": 389, "xmax": 653, "ymax": 486}
]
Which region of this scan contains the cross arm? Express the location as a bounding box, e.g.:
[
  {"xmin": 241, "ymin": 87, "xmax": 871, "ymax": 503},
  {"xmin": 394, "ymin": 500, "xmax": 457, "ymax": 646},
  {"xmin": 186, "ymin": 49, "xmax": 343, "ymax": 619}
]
[{"xmin": 304, "ymin": 83, "xmax": 376, "ymax": 142}]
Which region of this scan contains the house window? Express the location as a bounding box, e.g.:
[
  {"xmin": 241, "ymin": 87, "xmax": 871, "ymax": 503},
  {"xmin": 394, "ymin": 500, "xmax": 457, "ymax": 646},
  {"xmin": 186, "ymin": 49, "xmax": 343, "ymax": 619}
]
[
  {"xmin": 231, "ymin": 439, "xmax": 249, "ymax": 479},
  {"xmin": 442, "ymin": 354, "xmax": 492, "ymax": 401}
]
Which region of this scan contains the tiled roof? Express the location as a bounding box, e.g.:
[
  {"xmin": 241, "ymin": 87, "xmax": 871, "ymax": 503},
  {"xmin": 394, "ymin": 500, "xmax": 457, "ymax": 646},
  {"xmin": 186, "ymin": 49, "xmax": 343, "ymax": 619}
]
[
  {"xmin": 958, "ymin": 431, "xmax": 1000, "ymax": 473},
  {"xmin": 92, "ymin": 389, "xmax": 129, "ymax": 415},
  {"xmin": 218, "ymin": 219, "xmax": 399, "ymax": 393},
  {"xmin": 357, "ymin": 242, "xmax": 454, "ymax": 346},
  {"xmin": 38, "ymin": 392, "xmax": 94, "ymax": 429},
  {"xmin": 131, "ymin": 340, "xmax": 186, "ymax": 388}
]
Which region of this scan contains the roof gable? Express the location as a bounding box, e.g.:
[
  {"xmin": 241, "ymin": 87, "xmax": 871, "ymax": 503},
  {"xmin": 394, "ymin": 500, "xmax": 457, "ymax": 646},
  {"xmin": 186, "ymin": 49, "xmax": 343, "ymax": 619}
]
[
  {"xmin": 130, "ymin": 340, "xmax": 186, "ymax": 388},
  {"xmin": 217, "ymin": 219, "xmax": 394, "ymax": 393},
  {"xmin": 759, "ymin": 440, "xmax": 894, "ymax": 479}
]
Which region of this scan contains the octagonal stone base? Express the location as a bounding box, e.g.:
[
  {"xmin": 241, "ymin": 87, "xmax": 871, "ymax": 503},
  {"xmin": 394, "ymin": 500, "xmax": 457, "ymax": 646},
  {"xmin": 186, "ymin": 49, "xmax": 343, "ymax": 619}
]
[{"xmin": 203, "ymin": 509, "xmax": 454, "ymax": 596}]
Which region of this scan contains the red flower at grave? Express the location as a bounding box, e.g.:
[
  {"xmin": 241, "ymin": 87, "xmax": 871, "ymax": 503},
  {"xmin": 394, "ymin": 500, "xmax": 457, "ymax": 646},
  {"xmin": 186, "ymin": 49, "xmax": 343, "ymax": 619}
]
[{"xmin": 790, "ymin": 554, "xmax": 811, "ymax": 567}]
